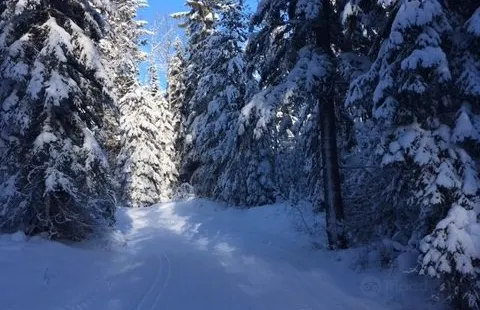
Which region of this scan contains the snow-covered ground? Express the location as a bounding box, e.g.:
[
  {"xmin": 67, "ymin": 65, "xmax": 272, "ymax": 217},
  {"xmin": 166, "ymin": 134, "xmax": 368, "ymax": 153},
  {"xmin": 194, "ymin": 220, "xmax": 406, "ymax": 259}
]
[{"xmin": 0, "ymin": 199, "xmax": 439, "ymax": 310}]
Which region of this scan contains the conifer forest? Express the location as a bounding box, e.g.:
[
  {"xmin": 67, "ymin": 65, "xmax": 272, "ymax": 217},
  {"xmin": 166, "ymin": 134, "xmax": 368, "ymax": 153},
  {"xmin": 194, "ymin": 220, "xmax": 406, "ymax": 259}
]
[{"xmin": 0, "ymin": 0, "xmax": 479, "ymax": 309}]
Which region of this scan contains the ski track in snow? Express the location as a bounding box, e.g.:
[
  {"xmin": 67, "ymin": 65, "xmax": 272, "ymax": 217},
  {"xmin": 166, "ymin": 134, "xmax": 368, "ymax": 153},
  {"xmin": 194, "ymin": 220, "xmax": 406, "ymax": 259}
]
[
  {"xmin": 0, "ymin": 199, "xmax": 437, "ymax": 310},
  {"xmin": 133, "ymin": 253, "xmax": 171, "ymax": 310}
]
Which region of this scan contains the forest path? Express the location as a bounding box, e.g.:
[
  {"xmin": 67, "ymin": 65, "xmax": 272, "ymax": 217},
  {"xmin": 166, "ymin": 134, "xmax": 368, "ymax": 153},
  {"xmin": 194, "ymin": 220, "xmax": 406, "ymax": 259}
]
[{"xmin": 0, "ymin": 199, "xmax": 429, "ymax": 310}]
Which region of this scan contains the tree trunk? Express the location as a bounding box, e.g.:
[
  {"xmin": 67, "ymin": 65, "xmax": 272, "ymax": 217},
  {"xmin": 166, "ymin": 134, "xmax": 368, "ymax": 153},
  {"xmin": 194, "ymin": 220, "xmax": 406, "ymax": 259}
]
[
  {"xmin": 319, "ymin": 85, "xmax": 347, "ymax": 250},
  {"xmin": 315, "ymin": 0, "xmax": 348, "ymax": 250}
]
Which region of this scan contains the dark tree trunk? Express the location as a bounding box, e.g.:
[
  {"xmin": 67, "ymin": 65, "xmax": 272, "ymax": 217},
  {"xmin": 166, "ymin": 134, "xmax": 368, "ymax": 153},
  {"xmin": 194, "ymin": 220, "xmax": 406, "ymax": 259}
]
[
  {"xmin": 319, "ymin": 86, "xmax": 347, "ymax": 250},
  {"xmin": 315, "ymin": 0, "xmax": 348, "ymax": 249}
]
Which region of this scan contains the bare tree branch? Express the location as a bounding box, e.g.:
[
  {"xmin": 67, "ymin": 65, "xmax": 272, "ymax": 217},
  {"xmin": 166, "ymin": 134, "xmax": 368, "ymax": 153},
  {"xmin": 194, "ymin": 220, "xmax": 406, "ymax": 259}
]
[{"xmin": 146, "ymin": 15, "xmax": 180, "ymax": 77}]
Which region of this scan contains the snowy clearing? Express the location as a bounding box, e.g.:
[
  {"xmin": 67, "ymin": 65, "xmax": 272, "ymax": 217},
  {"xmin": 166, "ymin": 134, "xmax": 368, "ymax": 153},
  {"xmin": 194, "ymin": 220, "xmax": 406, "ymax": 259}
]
[{"xmin": 0, "ymin": 200, "xmax": 438, "ymax": 310}]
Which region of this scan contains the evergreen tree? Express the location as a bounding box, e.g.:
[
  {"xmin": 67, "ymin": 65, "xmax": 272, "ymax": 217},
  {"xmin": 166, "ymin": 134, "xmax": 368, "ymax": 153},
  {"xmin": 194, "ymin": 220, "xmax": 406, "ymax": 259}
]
[
  {"xmin": 110, "ymin": 0, "xmax": 179, "ymax": 207},
  {"xmin": 172, "ymin": 0, "xmax": 216, "ymax": 181},
  {"xmin": 219, "ymin": 0, "xmax": 333, "ymax": 206},
  {"xmin": 108, "ymin": 0, "xmax": 148, "ymax": 99},
  {"xmin": 166, "ymin": 39, "xmax": 187, "ymax": 164},
  {"xmin": 0, "ymin": 0, "xmax": 116, "ymax": 240},
  {"xmin": 116, "ymin": 84, "xmax": 176, "ymax": 207},
  {"xmin": 347, "ymin": 1, "xmax": 480, "ymax": 307},
  {"xmin": 178, "ymin": 0, "xmax": 248, "ymax": 198},
  {"xmin": 420, "ymin": 3, "xmax": 480, "ymax": 309},
  {"xmin": 147, "ymin": 56, "xmax": 161, "ymax": 96},
  {"xmin": 149, "ymin": 61, "xmax": 179, "ymax": 200},
  {"xmin": 226, "ymin": 0, "xmax": 359, "ymax": 247},
  {"xmin": 101, "ymin": 0, "xmax": 149, "ymax": 171}
]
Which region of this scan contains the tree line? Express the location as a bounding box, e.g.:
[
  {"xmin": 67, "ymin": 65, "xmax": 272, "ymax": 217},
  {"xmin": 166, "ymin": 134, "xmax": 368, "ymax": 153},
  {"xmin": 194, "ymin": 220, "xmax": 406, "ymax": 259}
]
[{"xmin": 0, "ymin": 0, "xmax": 478, "ymax": 309}]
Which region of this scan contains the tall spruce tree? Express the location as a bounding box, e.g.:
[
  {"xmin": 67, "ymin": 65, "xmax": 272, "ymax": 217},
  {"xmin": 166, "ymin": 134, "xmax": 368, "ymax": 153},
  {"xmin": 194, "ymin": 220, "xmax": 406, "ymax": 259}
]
[
  {"xmin": 115, "ymin": 84, "xmax": 176, "ymax": 207},
  {"xmin": 108, "ymin": 0, "xmax": 148, "ymax": 99},
  {"xmin": 223, "ymin": 0, "xmax": 358, "ymax": 247},
  {"xmin": 0, "ymin": 0, "xmax": 115, "ymax": 240},
  {"xmin": 166, "ymin": 39, "xmax": 187, "ymax": 169},
  {"xmin": 177, "ymin": 0, "xmax": 248, "ymax": 198},
  {"xmin": 110, "ymin": 0, "xmax": 179, "ymax": 207},
  {"xmin": 113, "ymin": 6, "xmax": 179, "ymax": 206},
  {"xmin": 149, "ymin": 61, "xmax": 179, "ymax": 200},
  {"xmin": 219, "ymin": 0, "xmax": 332, "ymax": 207},
  {"xmin": 172, "ymin": 0, "xmax": 216, "ymax": 182},
  {"xmin": 347, "ymin": 0, "xmax": 480, "ymax": 307},
  {"xmin": 419, "ymin": 2, "xmax": 480, "ymax": 309},
  {"xmin": 102, "ymin": 0, "xmax": 148, "ymax": 170}
]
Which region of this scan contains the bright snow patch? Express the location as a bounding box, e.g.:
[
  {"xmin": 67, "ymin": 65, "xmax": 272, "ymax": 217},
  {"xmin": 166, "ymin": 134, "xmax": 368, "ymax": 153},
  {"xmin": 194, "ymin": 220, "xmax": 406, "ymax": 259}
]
[{"xmin": 0, "ymin": 200, "xmax": 439, "ymax": 309}]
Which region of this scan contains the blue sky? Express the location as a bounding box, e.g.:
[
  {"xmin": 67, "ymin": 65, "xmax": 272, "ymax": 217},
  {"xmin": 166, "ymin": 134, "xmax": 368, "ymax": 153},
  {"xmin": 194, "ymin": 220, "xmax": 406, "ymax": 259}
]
[
  {"xmin": 139, "ymin": 0, "xmax": 258, "ymax": 87},
  {"xmin": 138, "ymin": 1, "xmax": 184, "ymax": 22},
  {"xmin": 139, "ymin": 0, "xmax": 258, "ymax": 21},
  {"xmin": 138, "ymin": 2, "xmax": 185, "ymax": 86}
]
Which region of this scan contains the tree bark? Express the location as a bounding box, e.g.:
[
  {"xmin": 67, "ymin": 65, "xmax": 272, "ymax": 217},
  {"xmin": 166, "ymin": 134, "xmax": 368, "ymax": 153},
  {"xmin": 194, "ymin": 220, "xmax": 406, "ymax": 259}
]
[
  {"xmin": 316, "ymin": 0, "xmax": 348, "ymax": 250},
  {"xmin": 319, "ymin": 87, "xmax": 348, "ymax": 250}
]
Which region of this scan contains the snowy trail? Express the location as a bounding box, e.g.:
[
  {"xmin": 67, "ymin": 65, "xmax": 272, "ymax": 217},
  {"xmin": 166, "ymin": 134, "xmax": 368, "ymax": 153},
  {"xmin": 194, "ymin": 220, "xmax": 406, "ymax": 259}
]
[{"xmin": 0, "ymin": 200, "xmax": 432, "ymax": 310}]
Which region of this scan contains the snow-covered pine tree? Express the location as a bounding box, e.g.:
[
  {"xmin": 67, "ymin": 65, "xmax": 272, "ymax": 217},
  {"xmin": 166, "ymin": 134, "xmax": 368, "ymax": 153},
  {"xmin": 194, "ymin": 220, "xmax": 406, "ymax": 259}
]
[
  {"xmin": 110, "ymin": 0, "xmax": 178, "ymax": 207},
  {"xmin": 340, "ymin": 0, "xmax": 410, "ymax": 245},
  {"xmin": 116, "ymin": 82, "xmax": 176, "ymax": 207},
  {"xmin": 452, "ymin": 2, "xmax": 480, "ymax": 130},
  {"xmin": 176, "ymin": 0, "xmax": 248, "ymax": 198},
  {"xmin": 346, "ymin": 0, "xmax": 442, "ymax": 242},
  {"xmin": 148, "ymin": 61, "xmax": 179, "ymax": 200},
  {"xmin": 101, "ymin": 0, "xmax": 149, "ymax": 170},
  {"xmin": 166, "ymin": 39, "xmax": 187, "ymax": 165},
  {"xmin": 334, "ymin": 1, "xmax": 399, "ymax": 245},
  {"xmin": 172, "ymin": 0, "xmax": 216, "ymax": 182},
  {"xmin": 419, "ymin": 3, "xmax": 480, "ymax": 309},
  {"xmin": 0, "ymin": 0, "xmax": 115, "ymax": 240},
  {"xmin": 218, "ymin": 0, "xmax": 334, "ymax": 207},
  {"xmin": 147, "ymin": 56, "xmax": 161, "ymax": 96},
  {"xmin": 225, "ymin": 0, "xmax": 358, "ymax": 248},
  {"xmin": 108, "ymin": 0, "xmax": 148, "ymax": 99},
  {"xmin": 347, "ymin": 0, "xmax": 480, "ymax": 307}
]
